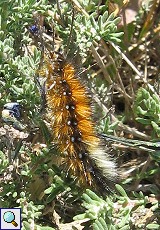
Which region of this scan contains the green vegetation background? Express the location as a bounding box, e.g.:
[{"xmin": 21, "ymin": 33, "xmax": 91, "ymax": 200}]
[{"xmin": 0, "ymin": 0, "xmax": 160, "ymax": 229}]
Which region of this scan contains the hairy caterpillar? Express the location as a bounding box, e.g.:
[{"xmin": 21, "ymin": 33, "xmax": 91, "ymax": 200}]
[{"xmin": 39, "ymin": 50, "xmax": 118, "ymax": 195}]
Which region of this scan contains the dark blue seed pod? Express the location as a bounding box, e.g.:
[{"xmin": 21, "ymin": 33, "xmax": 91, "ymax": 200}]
[{"xmin": 29, "ymin": 25, "xmax": 39, "ymax": 34}]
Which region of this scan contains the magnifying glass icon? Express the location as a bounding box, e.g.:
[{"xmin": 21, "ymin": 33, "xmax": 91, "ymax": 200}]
[{"xmin": 3, "ymin": 211, "xmax": 18, "ymax": 227}]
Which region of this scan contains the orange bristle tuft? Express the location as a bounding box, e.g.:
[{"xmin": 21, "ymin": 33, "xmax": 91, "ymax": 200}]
[{"xmin": 40, "ymin": 51, "xmax": 117, "ymax": 195}]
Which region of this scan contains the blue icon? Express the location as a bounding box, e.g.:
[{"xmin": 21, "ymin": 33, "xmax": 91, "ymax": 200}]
[
  {"xmin": 3, "ymin": 211, "xmax": 18, "ymax": 227},
  {"xmin": 0, "ymin": 208, "xmax": 21, "ymax": 230}
]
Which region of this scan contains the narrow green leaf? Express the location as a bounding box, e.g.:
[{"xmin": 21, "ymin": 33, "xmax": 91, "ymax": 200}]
[
  {"xmin": 102, "ymin": 11, "xmax": 108, "ymax": 23},
  {"xmin": 106, "ymin": 12, "xmax": 115, "ymax": 22},
  {"xmin": 90, "ymin": 15, "xmax": 98, "ymax": 30},
  {"xmin": 136, "ymin": 106, "xmax": 147, "ymax": 115},
  {"xmin": 98, "ymin": 15, "xmax": 103, "ymax": 30},
  {"xmin": 146, "ymin": 224, "xmax": 160, "ymax": 229},
  {"xmin": 23, "ymin": 221, "xmax": 31, "ymax": 230},
  {"xmin": 115, "ymin": 184, "xmax": 128, "ymax": 198},
  {"xmin": 85, "ymin": 189, "xmax": 103, "ymax": 202},
  {"xmin": 136, "ymin": 117, "xmax": 150, "ymax": 125},
  {"xmin": 99, "ymin": 217, "xmax": 108, "ymax": 229}
]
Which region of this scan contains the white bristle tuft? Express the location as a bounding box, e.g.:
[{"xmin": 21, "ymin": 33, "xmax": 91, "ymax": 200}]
[{"xmin": 90, "ymin": 147, "xmax": 118, "ymax": 180}]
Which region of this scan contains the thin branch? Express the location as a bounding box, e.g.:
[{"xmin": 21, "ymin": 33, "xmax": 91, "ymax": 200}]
[{"xmin": 92, "ymin": 88, "xmax": 150, "ymax": 141}]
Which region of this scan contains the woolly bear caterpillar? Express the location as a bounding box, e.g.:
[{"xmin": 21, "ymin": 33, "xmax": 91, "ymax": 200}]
[
  {"xmin": 39, "ymin": 50, "xmax": 117, "ymax": 195},
  {"xmin": 30, "ymin": 11, "xmax": 118, "ymax": 195}
]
